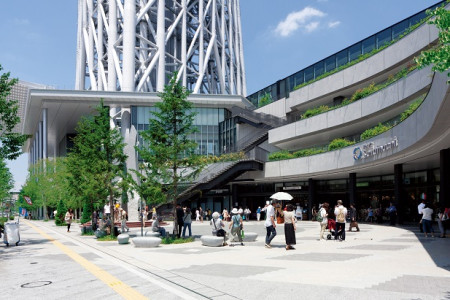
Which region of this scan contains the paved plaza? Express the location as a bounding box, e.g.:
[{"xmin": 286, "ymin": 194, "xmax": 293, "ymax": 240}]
[{"xmin": 1, "ymin": 218, "xmax": 449, "ymax": 299}]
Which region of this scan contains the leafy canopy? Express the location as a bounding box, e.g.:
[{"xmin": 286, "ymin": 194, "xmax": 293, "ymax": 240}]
[
  {"xmin": 0, "ymin": 64, "xmax": 30, "ymax": 160},
  {"xmin": 415, "ymin": 3, "xmax": 450, "ymax": 82}
]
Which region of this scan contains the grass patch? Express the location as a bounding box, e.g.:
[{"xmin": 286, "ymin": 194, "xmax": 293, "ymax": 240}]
[
  {"xmin": 97, "ymin": 235, "xmax": 117, "ymax": 241},
  {"xmin": 81, "ymin": 231, "xmax": 95, "ymax": 236},
  {"xmin": 161, "ymin": 236, "xmax": 195, "ymax": 244}
]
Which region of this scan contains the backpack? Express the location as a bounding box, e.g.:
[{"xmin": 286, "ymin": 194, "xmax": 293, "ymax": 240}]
[
  {"xmin": 316, "ymin": 208, "xmax": 324, "ymax": 222},
  {"xmin": 337, "ymin": 207, "xmax": 345, "ymax": 223}
]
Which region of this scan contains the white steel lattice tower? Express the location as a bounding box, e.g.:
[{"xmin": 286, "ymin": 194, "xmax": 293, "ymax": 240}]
[{"xmin": 75, "ymin": 0, "xmax": 246, "ymax": 95}]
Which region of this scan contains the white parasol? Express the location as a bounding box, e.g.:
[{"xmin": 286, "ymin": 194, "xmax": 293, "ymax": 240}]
[{"xmin": 270, "ymin": 192, "xmax": 293, "ymax": 201}]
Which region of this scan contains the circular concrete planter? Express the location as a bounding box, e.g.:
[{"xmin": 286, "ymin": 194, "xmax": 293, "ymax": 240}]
[
  {"xmin": 117, "ymin": 234, "xmax": 130, "ymax": 244},
  {"xmin": 94, "ymin": 230, "xmax": 107, "ymax": 239},
  {"xmin": 131, "ymin": 236, "xmax": 161, "ymax": 248},
  {"xmin": 144, "ymin": 231, "xmax": 161, "ymax": 237},
  {"xmin": 201, "ymin": 235, "xmax": 224, "ymax": 247}
]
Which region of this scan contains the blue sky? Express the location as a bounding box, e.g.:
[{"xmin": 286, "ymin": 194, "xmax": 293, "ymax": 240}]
[{"xmin": 0, "ymin": 0, "xmax": 442, "ymax": 192}]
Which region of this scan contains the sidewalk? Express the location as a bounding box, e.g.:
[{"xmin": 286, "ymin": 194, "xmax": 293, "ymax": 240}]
[{"xmin": 17, "ymin": 219, "xmax": 450, "ymax": 299}]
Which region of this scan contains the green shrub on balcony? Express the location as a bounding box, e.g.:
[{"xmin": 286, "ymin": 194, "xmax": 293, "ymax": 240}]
[
  {"xmin": 258, "ymin": 93, "xmax": 273, "ymax": 108},
  {"xmin": 268, "ymin": 150, "xmax": 294, "ymax": 161},
  {"xmin": 400, "ymin": 97, "xmax": 424, "ymax": 121},
  {"xmin": 293, "ymin": 148, "xmax": 325, "ymax": 157},
  {"xmin": 328, "ymin": 138, "xmax": 355, "ymax": 151},
  {"xmin": 301, "ymin": 105, "xmax": 330, "ymax": 119},
  {"xmin": 360, "ymin": 123, "xmax": 393, "ymax": 141}
]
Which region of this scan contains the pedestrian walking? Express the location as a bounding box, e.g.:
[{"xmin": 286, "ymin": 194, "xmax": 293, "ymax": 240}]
[
  {"xmin": 65, "ymin": 208, "xmax": 74, "ymax": 232},
  {"xmin": 262, "ymin": 200, "xmax": 277, "ymax": 248},
  {"xmin": 120, "ymin": 207, "xmax": 129, "ymax": 233},
  {"xmin": 228, "ymin": 208, "xmax": 244, "ymax": 246},
  {"xmin": 334, "ymin": 200, "xmax": 347, "ymax": 241},
  {"xmin": 182, "ymin": 208, "xmax": 192, "ymax": 238},
  {"xmin": 387, "ymin": 202, "xmax": 397, "ymax": 226},
  {"xmin": 284, "ymin": 204, "xmax": 296, "ymax": 250},
  {"xmin": 418, "ymin": 199, "xmax": 425, "ymax": 232},
  {"xmin": 348, "ymin": 203, "xmax": 360, "ymax": 231},
  {"xmin": 176, "ymin": 204, "xmax": 184, "ymax": 238},
  {"xmin": 256, "ymin": 206, "xmax": 261, "ymax": 221},
  {"xmin": 421, "ymin": 204, "xmax": 435, "ymax": 238},
  {"xmin": 319, "ymin": 203, "xmax": 329, "ymax": 240}
]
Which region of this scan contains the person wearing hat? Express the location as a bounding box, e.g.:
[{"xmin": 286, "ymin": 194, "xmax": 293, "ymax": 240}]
[
  {"xmin": 228, "ymin": 208, "xmax": 244, "ymax": 246},
  {"xmin": 211, "ymin": 212, "xmax": 227, "ymax": 246}
]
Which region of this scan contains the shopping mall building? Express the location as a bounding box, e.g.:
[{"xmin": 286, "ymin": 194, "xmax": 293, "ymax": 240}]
[{"xmin": 21, "ymin": 1, "xmax": 449, "ymax": 222}]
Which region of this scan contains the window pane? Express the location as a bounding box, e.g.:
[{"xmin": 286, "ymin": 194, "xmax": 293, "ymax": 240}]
[
  {"xmin": 294, "ymin": 71, "xmax": 304, "ymax": 87},
  {"xmin": 392, "ymin": 19, "xmax": 409, "ymax": 40},
  {"xmin": 336, "ymin": 50, "xmax": 348, "ymax": 67},
  {"xmin": 314, "ymin": 61, "xmax": 325, "ymax": 78},
  {"xmin": 304, "ymin": 66, "xmax": 314, "ymax": 82},
  {"xmin": 279, "ymin": 79, "xmax": 286, "ymax": 99},
  {"xmin": 377, "ymin": 28, "xmax": 392, "ymax": 48},
  {"xmin": 325, "ymin": 56, "xmax": 336, "ymax": 72},
  {"xmin": 362, "ymin": 36, "xmax": 376, "ymax": 54},
  {"xmin": 409, "ymin": 11, "xmax": 426, "ymax": 26},
  {"xmin": 348, "ymin": 44, "xmax": 361, "ymax": 62},
  {"xmin": 270, "ymin": 83, "xmax": 277, "ymax": 101}
]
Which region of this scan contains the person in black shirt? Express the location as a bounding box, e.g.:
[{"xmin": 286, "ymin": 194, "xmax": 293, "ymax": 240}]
[{"xmin": 176, "ymin": 204, "xmax": 184, "ymax": 238}]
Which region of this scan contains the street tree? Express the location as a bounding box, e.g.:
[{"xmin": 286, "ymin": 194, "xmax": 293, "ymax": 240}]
[
  {"xmin": 0, "ymin": 159, "xmax": 13, "ymax": 215},
  {"xmin": 135, "ymin": 73, "xmax": 205, "ymax": 236},
  {"xmin": 65, "ymin": 100, "xmax": 129, "ymax": 230},
  {"xmin": 415, "ymin": 3, "xmax": 450, "ymax": 82},
  {"xmin": 0, "ymin": 64, "xmax": 30, "ymax": 160},
  {"xmin": 21, "ymin": 158, "xmax": 71, "ymax": 220}
]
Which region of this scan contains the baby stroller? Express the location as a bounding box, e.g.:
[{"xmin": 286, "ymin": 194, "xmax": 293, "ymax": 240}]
[
  {"xmin": 327, "ymin": 218, "xmax": 344, "ymax": 240},
  {"xmin": 326, "ymin": 219, "xmax": 335, "ymax": 240}
]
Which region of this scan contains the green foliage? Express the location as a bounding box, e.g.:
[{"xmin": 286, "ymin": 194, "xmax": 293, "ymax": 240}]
[
  {"xmin": 55, "ymin": 199, "xmax": 67, "ymax": 226},
  {"xmin": 415, "ymin": 3, "xmax": 450, "ymax": 82},
  {"xmin": 21, "ymin": 158, "xmax": 71, "ymax": 219},
  {"xmin": 0, "ymin": 159, "xmax": 13, "ymax": 207},
  {"xmin": 268, "ymin": 150, "xmax": 294, "ymax": 161},
  {"xmin": 360, "ymin": 123, "xmax": 393, "ymax": 141},
  {"xmin": 9, "ymin": 215, "xmax": 14, "ymax": 220},
  {"xmin": 200, "ymin": 152, "xmax": 246, "ymax": 164},
  {"xmin": 80, "ymin": 200, "xmax": 93, "ymax": 224},
  {"xmin": 97, "ymin": 235, "xmax": 117, "ymax": 241},
  {"xmin": 161, "ymin": 236, "xmax": 195, "ymax": 244},
  {"xmin": 66, "ymin": 99, "xmax": 129, "ymax": 232},
  {"xmin": 0, "ymin": 217, "xmax": 7, "ymax": 226},
  {"xmin": 300, "ymin": 65, "xmax": 418, "ymax": 120},
  {"xmin": 0, "ymin": 65, "xmax": 30, "ymax": 160},
  {"xmin": 293, "ymin": 148, "xmax": 325, "ymax": 157},
  {"xmin": 401, "ymin": 98, "xmax": 425, "ymax": 121},
  {"xmin": 301, "ymin": 105, "xmax": 330, "ymax": 119},
  {"xmin": 134, "ymin": 72, "xmax": 205, "ymax": 236},
  {"xmin": 258, "ymin": 93, "xmax": 272, "ymax": 108},
  {"xmin": 81, "ymin": 230, "xmax": 95, "ymax": 236},
  {"xmin": 328, "ymin": 138, "xmax": 355, "ymax": 151}
]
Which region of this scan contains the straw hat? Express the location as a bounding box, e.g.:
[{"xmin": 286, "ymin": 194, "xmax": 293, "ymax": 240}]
[
  {"xmin": 212, "ymin": 212, "xmax": 220, "ymax": 219},
  {"xmin": 231, "ymin": 208, "xmax": 239, "ymax": 214}
]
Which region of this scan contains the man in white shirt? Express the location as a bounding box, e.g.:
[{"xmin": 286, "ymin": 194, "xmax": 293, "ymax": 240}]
[
  {"xmin": 104, "ymin": 203, "xmax": 111, "ymax": 219},
  {"xmin": 418, "ymin": 200, "xmax": 425, "ymax": 233},
  {"xmin": 263, "ymin": 200, "xmax": 277, "ymax": 248},
  {"xmin": 334, "ymin": 200, "xmax": 348, "ymax": 241}
]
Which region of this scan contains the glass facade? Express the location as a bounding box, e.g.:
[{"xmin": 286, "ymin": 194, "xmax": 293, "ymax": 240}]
[
  {"xmin": 131, "ymin": 106, "xmax": 229, "ymax": 156},
  {"xmin": 246, "ymin": 1, "xmax": 444, "ymax": 107}
]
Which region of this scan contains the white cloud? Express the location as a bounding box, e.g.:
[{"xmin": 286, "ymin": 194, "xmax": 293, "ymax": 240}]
[
  {"xmin": 13, "ymin": 18, "xmax": 30, "ymax": 26},
  {"xmin": 274, "ymin": 7, "xmax": 325, "ymax": 37},
  {"xmin": 305, "ymin": 22, "xmax": 320, "ymax": 33},
  {"xmin": 328, "ymin": 21, "xmax": 341, "ymax": 28}
]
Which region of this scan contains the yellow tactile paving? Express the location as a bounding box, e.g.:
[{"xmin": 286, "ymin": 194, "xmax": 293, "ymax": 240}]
[{"xmin": 25, "ymin": 220, "xmax": 148, "ymax": 300}]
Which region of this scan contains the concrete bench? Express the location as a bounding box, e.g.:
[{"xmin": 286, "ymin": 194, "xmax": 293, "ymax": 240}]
[
  {"xmin": 131, "ymin": 236, "xmax": 161, "ymax": 248},
  {"xmin": 117, "ymin": 234, "xmax": 130, "ymax": 244},
  {"xmin": 232, "ymin": 232, "xmax": 258, "ymax": 242},
  {"xmin": 201, "ymin": 235, "xmax": 224, "ymax": 247},
  {"xmin": 144, "ymin": 231, "xmax": 161, "ymax": 237}
]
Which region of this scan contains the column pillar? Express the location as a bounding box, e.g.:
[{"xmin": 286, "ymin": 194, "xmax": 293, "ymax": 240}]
[
  {"xmin": 349, "ymin": 173, "xmax": 357, "ymax": 207},
  {"xmin": 308, "ymin": 178, "xmax": 315, "ymax": 221},
  {"xmin": 394, "ymin": 164, "xmax": 404, "ymax": 224},
  {"xmin": 440, "ymin": 149, "xmax": 450, "ymax": 207},
  {"xmin": 42, "ymin": 109, "xmax": 48, "ymax": 160}
]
